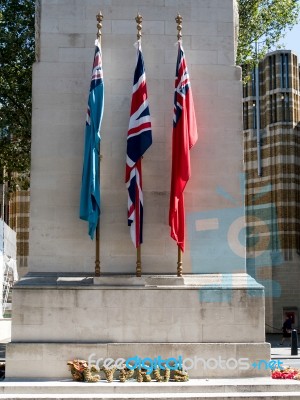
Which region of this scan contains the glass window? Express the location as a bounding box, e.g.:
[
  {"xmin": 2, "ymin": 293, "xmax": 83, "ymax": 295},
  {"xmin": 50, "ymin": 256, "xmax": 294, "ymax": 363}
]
[
  {"xmin": 281, "ymin": 53, "xmax": 289, "ymax": 89},
  {"xmin": 253, "ymin": 101, "xmax": 257, "ymax": 129},
  {"xmin": 243, "ymin": 102, "xmax": 249, "ymax": 130},
  {"xmin": 251, "ymin": 69, "xmax": 256, "ymax": 96},
  {"xmin": 281, "ymin": 93, "xmax": 290, "ymax": 122},
  {"xmin": 269, "ymin": 55, "xmax": 276, "ymax": 90},
  {"xmin": 270, "ymin": 95, "xmax": 277, "ymax": 123}
]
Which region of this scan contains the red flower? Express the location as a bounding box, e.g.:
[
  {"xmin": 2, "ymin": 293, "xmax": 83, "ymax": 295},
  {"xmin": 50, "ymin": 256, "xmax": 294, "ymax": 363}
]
[{"xmin": 272, "ymin": 367, "xmax": 300, "ymax": 379}]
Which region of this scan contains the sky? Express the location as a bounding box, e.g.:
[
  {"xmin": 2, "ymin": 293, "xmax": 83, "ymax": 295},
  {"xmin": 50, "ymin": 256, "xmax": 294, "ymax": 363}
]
[{"xmin": 281, "ymin": 20, "xmax": 300, "ymax": 56}]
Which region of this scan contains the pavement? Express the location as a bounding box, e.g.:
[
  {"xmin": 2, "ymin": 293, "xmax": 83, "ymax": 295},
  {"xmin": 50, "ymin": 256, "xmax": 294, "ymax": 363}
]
[{"xmin": 267, "ymin": 333, "xmax": 300, "ymax": 369}]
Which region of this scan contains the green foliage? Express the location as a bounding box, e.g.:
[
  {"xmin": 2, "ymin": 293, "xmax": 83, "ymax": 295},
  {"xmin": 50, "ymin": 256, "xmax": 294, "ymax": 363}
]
[
  {"xmin": 0, "ymin": 0, "xmax": 34, "ymax": 189},
  {"xmin": 237, "ymin": 0, "xmax": 300, "ymax": 71}
]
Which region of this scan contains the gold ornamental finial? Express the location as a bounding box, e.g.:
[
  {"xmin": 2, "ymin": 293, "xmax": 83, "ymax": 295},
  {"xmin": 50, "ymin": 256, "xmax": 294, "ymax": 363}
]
[
  {"xmin": 136, "ymin": 13, "xmax": 143, "ymax": 40},
  {"xmin": 96, "ymin": 11, "xmax": 103, "ymax": 41},
  {"xmin": 175, "ymin": 13, "xmax": 183, "ymax": 40}
]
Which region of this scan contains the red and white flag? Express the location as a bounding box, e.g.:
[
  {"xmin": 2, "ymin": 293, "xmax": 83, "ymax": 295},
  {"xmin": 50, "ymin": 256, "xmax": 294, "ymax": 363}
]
[{"xmin": 169, "ymin": 41, "xmax": 198, "ymax": 252}]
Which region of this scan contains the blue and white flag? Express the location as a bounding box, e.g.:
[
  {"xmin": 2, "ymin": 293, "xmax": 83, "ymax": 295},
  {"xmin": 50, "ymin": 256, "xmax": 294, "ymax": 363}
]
[{"xmin": 80, "ymin": 40, "xmax": 104, "ymax": 239}]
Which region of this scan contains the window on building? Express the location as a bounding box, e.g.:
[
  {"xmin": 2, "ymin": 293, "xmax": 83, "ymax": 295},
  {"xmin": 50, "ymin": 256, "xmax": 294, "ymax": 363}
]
[
  {"xmin": 243, "ymin": 83, "xmax": 248, "ymax": 98},
  {"xmin": 243, "ymin": 102, "xmax": 249, "ymax": 130},
  {"xmin": 269, "ymin": 55, "xmax": 276, "ymax": 90},
  {"xmin": 293, "ymin": 55, "xmax": 297, "ymax": 90},
  {"xmin": 286, "ymin": 54, "xmax": 289, "ymax": 88},
  {"xmin": 281, "ymin": 53, "xmax": 289, "ymax": 88},
  {"xmin": 270, "ymin": 94, "xmax": 277, "ymax": 123},
  {"xmin": 272, "ymin": 55, "xmax": 276, "ymax": 89},
  {"xmin": 269, "ymin": 56, "xmax": 272, "ymax": 90},
  {"xmin": 251, "ymin": 70, "xmax": 256, "ymax": 96},
  {"xmin": 273, "ymin": 94, "xmax": 277, "ymax": 123},
  {"xmin": 281, "ymin": 93, "xmax": 290, "ymax": 122},
  {"xmin": 252, "ymin": 101, "xmax": 257, "ymax": 129}
]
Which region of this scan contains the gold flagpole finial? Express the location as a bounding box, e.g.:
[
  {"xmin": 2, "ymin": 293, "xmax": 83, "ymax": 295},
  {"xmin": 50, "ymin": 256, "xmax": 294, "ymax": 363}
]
[
  {"xmin": 96, "ymin": 11, "xmax": 103, "ymax": 42},
  {"xmin": 136, "ymin": 13, "xmax": 143, "ymax": 40},
  {"xmin": 175, "ymin": 13, "xmax": 183, "ymax": 41}
]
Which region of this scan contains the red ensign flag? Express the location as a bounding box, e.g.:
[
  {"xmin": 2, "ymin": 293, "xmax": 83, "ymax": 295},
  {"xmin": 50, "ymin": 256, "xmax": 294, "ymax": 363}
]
[{"xmin": 169, "ymin": 41, "xmax": 198, "ymax": 252}]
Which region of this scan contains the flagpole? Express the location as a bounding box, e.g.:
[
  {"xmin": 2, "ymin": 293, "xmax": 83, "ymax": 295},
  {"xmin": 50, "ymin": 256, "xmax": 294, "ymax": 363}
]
[
  {"xmin": 177, "ymin": 245, "xmax": 183, "ymax": 277},
  {"xmin": 95, "ymin": 11, "xmax": 103, "ymax": 277},
  {"xmin": 135, "ymin": 13, "xmax": 143, "ymax": 278},
  {"xmin": 176, "ymin": 13, "xmax": 183, "ymax": 278},
  {"xmin": 136, "ymin": 245, "xmax": 142, "ymax": 277}
]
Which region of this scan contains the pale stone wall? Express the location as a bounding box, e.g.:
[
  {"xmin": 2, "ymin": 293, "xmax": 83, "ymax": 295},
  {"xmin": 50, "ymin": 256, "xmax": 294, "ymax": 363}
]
[{"xmin": 29, "ymin": 0, "xmax": 243, "ymax": 274}]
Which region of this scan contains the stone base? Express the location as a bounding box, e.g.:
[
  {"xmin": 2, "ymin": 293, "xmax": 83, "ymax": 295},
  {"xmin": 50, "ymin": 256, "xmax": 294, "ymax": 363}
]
[
  {"xmin": 6, "ymin": 273, "xmax": 270, "ymax": 379},
  {"xmin": 6, "ymin": 342, "xmax": 271, "ymax": 379}
]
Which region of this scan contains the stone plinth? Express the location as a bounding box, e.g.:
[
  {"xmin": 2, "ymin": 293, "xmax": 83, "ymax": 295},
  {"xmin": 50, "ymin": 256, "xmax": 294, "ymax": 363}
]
[
  {"xmin": 9, "ymin": 274, "xmax": 265, "ymax": 343},
  {"xmin": 6, "ymin": 274, "xmax": 270, "ymax": 379},
  {"xmin": 6, "ymin": 342, "xmax": 270, "ymax": 379}
]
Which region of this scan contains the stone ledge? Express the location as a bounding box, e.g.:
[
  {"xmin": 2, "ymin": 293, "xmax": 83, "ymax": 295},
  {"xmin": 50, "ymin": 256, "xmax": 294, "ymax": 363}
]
[
  {"xmin": 14, "ymin": 274, "xmax": 264, "ymax": 291},
  {"xmin": 2, "ymin": 377, "xmax": 300, "ymax": 395}
]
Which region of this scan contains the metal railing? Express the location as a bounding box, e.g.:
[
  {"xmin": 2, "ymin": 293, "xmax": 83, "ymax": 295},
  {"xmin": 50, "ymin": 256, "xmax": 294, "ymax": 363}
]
[{"xmin": 2, "ymin": 260, "xmax": 14, "ymax": 316}]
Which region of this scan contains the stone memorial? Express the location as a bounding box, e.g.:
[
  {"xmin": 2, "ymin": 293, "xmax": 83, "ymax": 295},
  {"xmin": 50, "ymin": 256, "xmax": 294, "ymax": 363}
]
[{"xmin": 6, "ymin": 0, "xmax": 270, "ymax": 379}]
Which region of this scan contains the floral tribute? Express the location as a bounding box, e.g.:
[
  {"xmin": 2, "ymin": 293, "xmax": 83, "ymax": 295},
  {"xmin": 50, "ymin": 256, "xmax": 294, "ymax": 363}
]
[
  {"xmin": 67, "ymin": 359, "xmax": 189, "ymax": 383},
  {"xmin": 67, "ymin": 359, "xmax": 100, "ymax": 382},
  {"xmin": 272, "ymin": 367, "xmax": 300, "ymax": 380}
]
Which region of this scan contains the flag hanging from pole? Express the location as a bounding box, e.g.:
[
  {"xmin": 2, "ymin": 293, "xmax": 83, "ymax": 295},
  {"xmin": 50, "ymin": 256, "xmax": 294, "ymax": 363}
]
[
  {"xmin": 79, "ymin": 39, "xmax": 104, "ymax": 239},
  {"xmin": 126, "ymin": 41, "xmax": 152, "ymax": 248},
  {"xmin": 169, "ymin": 41, "xmax": 198, "ymax": 252}
]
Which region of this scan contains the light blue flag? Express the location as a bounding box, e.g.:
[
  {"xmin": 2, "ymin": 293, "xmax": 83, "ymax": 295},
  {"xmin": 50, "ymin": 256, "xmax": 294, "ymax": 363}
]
[{"xmin": 80, "ymin": 40, "xmax": 104, "ymax": 239}]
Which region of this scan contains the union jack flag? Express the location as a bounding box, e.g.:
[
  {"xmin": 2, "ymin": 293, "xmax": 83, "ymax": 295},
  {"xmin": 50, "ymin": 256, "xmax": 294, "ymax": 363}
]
[
  {"xmin": 80, "ymin": 39, "xmax": 104, "ymax": 239},
  {"xmin": 125, "ymin": 41, "xmax": 152, "ymax": 248},
  {"xmin": 169, "ymin": 41, "xmax": 198, "ymax": 252}
]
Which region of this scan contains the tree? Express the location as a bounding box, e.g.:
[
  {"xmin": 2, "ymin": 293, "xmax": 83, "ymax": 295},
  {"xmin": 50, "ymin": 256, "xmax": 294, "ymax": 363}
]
[
  {"xmin": 237, "ymin": 0, "xmax": 300, "ymax": 70},
  {"xmin": 0, "ymin": 0, "xmax": 35, "ymax": 190}
]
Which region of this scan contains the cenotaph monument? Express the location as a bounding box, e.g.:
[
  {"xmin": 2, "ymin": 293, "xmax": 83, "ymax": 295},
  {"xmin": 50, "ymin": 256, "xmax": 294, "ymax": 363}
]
[{"xmin": 6, "ymin": 0, "xmax": 270, "ymax": 379}]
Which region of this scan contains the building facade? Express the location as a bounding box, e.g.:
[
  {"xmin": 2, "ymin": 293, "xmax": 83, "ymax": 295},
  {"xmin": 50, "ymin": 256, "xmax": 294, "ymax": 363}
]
[
  {"xmin": 243, "ymin": 50, "xmax": 300, "ymax": 332},
  {"xmin": 1, "ymin": 185, "xmax": 30, "ymax": 278},
  {"xmin": 8, "ymin": 190, "xmax": 30, "ymax": 277}
]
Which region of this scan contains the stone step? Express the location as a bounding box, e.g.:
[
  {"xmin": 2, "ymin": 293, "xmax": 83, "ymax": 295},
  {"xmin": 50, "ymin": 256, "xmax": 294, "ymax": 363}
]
[
  {"xmin": 1, "ymin": 394, "xmax": 300, "ymax": 400},
  {"xmin": 1, "ymin": 379, "xmax": 300, "ymax": 396}
]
